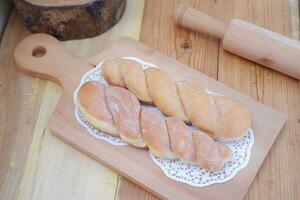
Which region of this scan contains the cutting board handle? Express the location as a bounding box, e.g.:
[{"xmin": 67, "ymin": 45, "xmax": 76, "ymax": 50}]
[{"xmin": 14, "ymin": 33, "xmax": 92, "ymax": 88}]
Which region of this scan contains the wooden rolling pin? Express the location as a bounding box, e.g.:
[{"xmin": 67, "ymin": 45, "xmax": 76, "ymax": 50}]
[{"xmin": 174, "ymin": 5, "xmax": 300, "ymax": 80}]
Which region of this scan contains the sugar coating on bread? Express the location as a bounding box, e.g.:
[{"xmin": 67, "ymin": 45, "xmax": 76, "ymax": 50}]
[
  {"xmin": 100, "ymin": 57, "xmax": 251, "ymax": 141},
  {"xmin": 140, "ymin": 108, "xmax": 175, "ymax": 159},
  {"xmin": 77, "ymin": 81, "xmax": 118, "ymax": 135},
  {"xmin": 213, "ymin": 96, "xmax": 251, "ymax": 141},
  {"xmin": 177, "ymin": 81, "xmax": 251, "ymax": 141},
  {"xmin": 105, "ymin": 86, "xmax": 146, "ymax": 148},
  {"xmin": 192, "ymin": 130, "xmax": 227, "ymax": 171},
  {"xmin": 216, "ymin": 143, "xmax": 232, "ymax": 162},
  {"xmin": 77, "ymin": 81, "xmax": 232, "ymax": 171},
  {"xmin": 101, "ymin": 57, "xmax": 126, "ymax": 87},
  {"xmin": 176, "ymin": 81, "xmax": 220, "ymax": 135},
  {"xmin": 119, "ymin": 59, "xmax": 152, "ymax": 103},
  {"xmin": 145, "ymin": 68, "xmax": 189, "ymax": 122},
  {"xmin": 166, "ymin": 117, "xmax": 196, "ymax": 163}
]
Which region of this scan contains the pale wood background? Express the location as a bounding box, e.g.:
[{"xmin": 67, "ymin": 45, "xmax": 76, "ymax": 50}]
[{"xmin": 0, "ymin": 0, "xmax": 299, "ymax": 200}]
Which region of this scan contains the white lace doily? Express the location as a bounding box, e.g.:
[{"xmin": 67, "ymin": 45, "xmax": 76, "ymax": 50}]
[
  {"xmin": 150, "ymin": 128, "xmax": 254, "ymax": 187},
  {"xmin": 73, "ymin": 57, "xmax": 156, "ymax": 146},
  {"xmin": 73, "ymin": 57, "xmax": 255, "ymax": 187}
]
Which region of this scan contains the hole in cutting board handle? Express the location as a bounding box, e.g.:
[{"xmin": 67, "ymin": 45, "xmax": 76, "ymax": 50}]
[{"xmin": 32, "ymin": 46, "xmax": 47, "ymax": 57}]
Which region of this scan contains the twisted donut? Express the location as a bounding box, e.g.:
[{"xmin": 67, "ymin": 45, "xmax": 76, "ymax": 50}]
[
  {"xmin": 101, "ymin": 57, "xmax": 251, "ymax": 141},
  {"xmin": 78, "ymin": 81, "xmax": 231, "ymax": 171}
]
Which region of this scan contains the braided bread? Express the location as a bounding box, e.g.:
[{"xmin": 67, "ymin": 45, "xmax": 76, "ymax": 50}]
[
  {"xmin": 78, "ymin": 81, "xmax": 231, "ymax": 171},
  {"xmin": 101, "ymin": 57, "xmax": 251, "ymax": 141}
]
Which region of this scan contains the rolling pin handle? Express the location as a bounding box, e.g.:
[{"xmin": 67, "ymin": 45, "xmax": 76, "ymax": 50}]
[
  {"xmin": 174, "ymin": 5, "xmax": 300, "ymax": 80},
  {"xmin": 174, "ymin": 4, "xmax": 228, "ymax": 39}
]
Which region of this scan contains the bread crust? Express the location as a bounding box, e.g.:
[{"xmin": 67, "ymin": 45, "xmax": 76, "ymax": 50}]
[
  {"xmin": 105, "ymin": 86, "xmax": 146, "ymax": 148},
  {"xmin": 77, "ymin": 81, "xmax": 232, "ymax": 171},
  {"xmin": 216, "ymin": 143, "xmax": 232, "ymax": 162},
  {"xmin": 77, "ymin": 81, "xmax": 118, "ymax": 135},
  {"xmin": 176, "ymin": 81, "xmax": 220, "ymax": 136},
  {"xmin": 213, "ymin": 96, "xmax": 252, "ymax": 141},
  {"xmin": 177, "ymin": 81, "xmax": 251, "ymax": 141},
  {"xmin": 140, "ymin": 108, "xmax": 175, "ymax": 159},
  {"xmin": 119, "ymin": 59, "xmax": 152, "ymax": 103},
  {"xmin": 100, "ymin": 57, "xmax": 251, "ymax": 141},
  {"xmin": 192, "ymin": 130, "xmax": 228, "ymax": 171},
  {"xmin": 165, "ymin": 117, "xmax": 196, "ymax": 163},
  {"xmin": 101, "ymin": 57, "xmax": 126, "ymax": 87},
  {"xmin": 145, "ymin": 68, "xmax": 189, "ymax": 122}
]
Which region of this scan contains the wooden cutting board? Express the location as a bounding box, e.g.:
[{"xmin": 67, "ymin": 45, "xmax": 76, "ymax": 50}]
[{"xmin": 14, "ymin": 33, "xmax": 287, "ymax": 200}]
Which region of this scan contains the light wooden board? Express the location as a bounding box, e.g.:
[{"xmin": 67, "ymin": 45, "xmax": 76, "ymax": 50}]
[{"xmin": 14, "ymin": 34, "xmax": 286, "ymax": 200}]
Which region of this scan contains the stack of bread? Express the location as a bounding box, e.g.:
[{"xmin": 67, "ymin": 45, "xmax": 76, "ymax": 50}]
[{"xmin": 77, "ymin": 57, "xmax": 251, "ymax": 171}]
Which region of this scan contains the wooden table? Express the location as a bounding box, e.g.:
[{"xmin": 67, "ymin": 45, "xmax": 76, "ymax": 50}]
[{"xmin": 0, "ymin": 0, "xmax": 299, "ymax": 199}]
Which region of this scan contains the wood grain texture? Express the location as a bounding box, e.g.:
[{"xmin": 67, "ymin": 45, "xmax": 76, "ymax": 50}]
[
  {"xmin": 123, "ymin": 0, "xmax": 299, "ymax": 199},
  {"xmin": 216, "ymin": 1, "xmax": 300, "ymax": 199},
  {"xmin": 16, "ymin": 1, "xmax": 145, "ymax": 200},
  {"xmin": 141, "ymin": 0, "xmax": 300, "ymax": 199},
  {"xmin": 116, "ymin": 177, "xmax": 159, "ymax": 200},
  {"xmin": 175, "ymin": 5, "xmax": 300, "ymax": 80},
  {"xmin": 0, "ymin": 12, "xmax": 44, "ymax": 200},
  {"xmin": 0, "ymin": 1, "xmax": 145, "ymax": 200},
  {"xmin": 0, "ymin": 0, "xmax": 299, "ymax": 200},
  {"xmin": 17, "ymin": 82, "xmax": 119, "ymax": 200}
]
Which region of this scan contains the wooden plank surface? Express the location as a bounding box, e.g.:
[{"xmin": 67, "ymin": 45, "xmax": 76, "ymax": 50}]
[
  {"xmin": 0, "ymin": 0, "xmax": 299, "ymax": 200},
  {"xmin": 0, "ymin": 1, "xmax": 145, "ymax": 200},
  {"xmin": 17, "ymin": 1, "xmax": 145, "ymax": 199},
  {"xmin": 217, "ymin": 1, "xmax": 300, "ymax": 199},
  {"xmin": 0, "ymin": 11, "xmax": 38, "ymax": 200},
  {"xmin": 138, "ymin": 0, "xmax": 300, "ymax": 200}
]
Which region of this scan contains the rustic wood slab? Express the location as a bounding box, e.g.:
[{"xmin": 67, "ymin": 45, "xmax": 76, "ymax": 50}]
[
  {"xmin": 26, "ymin": 0, "xmax": 93, "ymax": 6},
  {"xmin": 13, "ymin": 0, "xmax": 126, "ymax": 40},
  {"xmin": 14, "ymin": 33, "xmax": 286, "ymax": 200}
]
